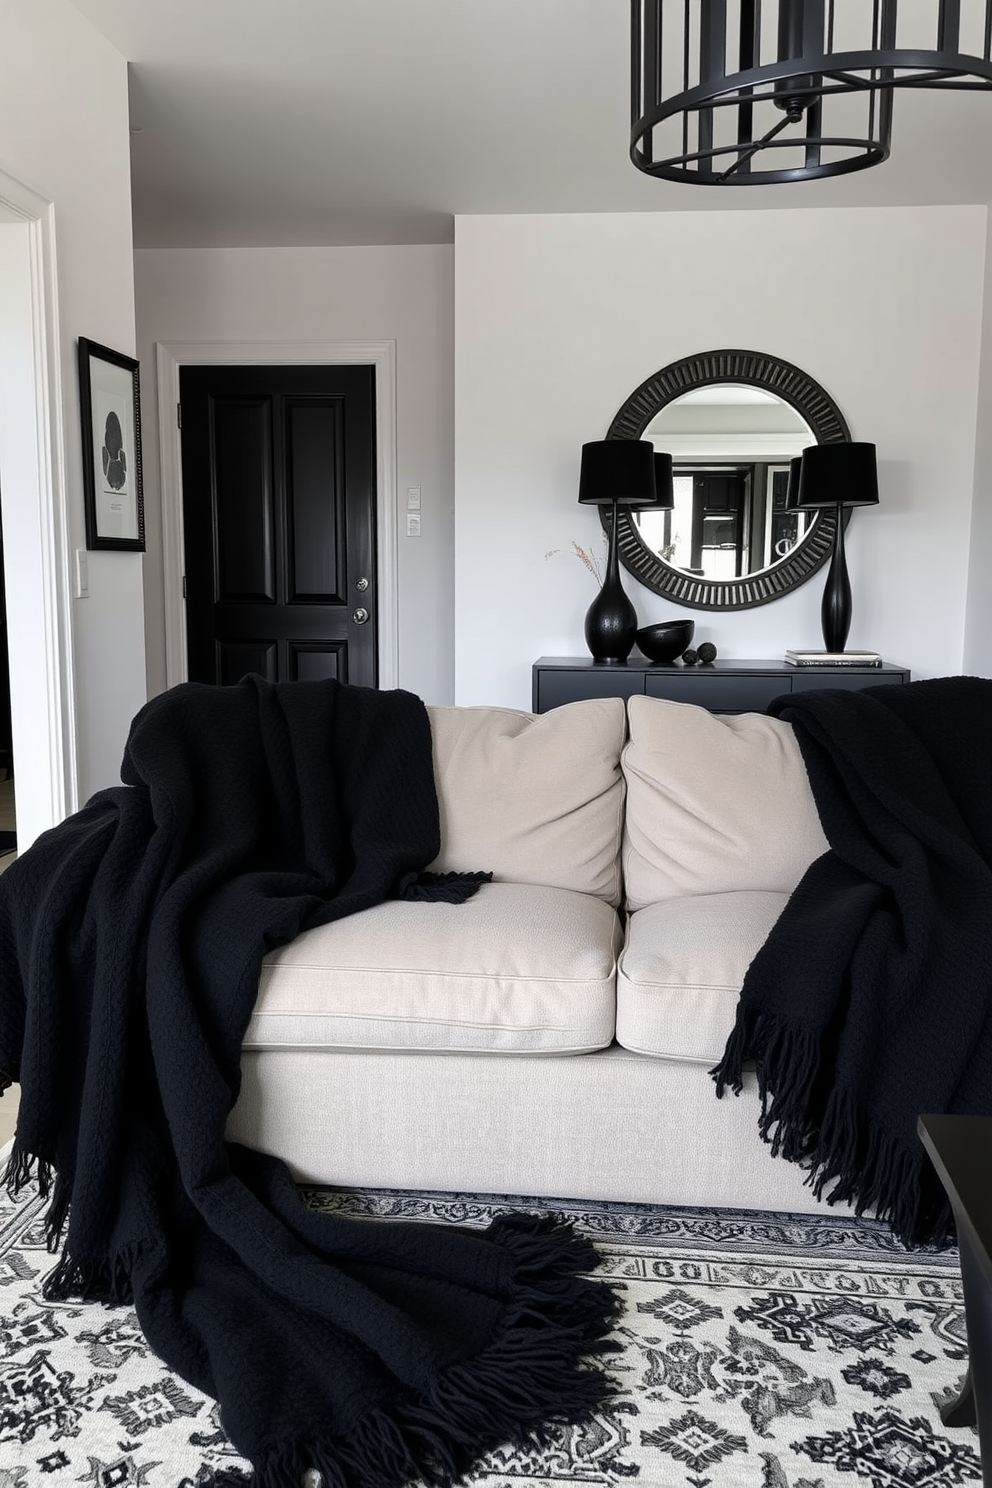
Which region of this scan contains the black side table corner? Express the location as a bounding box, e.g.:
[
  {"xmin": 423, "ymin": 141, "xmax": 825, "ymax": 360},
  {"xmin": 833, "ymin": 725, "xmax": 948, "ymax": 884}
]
[{"xmin": 918, "ymin": 1112, "xmax": 992, "ymax": 1485}]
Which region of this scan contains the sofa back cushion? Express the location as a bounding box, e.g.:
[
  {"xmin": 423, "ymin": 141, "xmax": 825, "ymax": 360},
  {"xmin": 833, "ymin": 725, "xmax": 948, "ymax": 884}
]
[
  {"xmin": 428, "ymin": 698, "xmax": 626, "ymax": 906},
  {"xmin": 622, "ymin": 694, "xmax": 828, "ymax": 910}
]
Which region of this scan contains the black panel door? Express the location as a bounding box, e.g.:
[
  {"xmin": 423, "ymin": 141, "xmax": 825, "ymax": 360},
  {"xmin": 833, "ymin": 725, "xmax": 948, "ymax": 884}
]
[
  {"xmin": 691, "ymin": 472, "xmax": 747, "ymax": 576},
  {"xmin": 179, "ymin": 365, "xmax": 376, "ymax": 687}
]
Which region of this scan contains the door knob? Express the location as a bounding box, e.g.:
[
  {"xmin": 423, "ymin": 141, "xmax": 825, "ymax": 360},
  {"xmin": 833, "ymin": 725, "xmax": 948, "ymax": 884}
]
[{"xmin": 352, "ymin": 607, "xmax": 369, "ymax": 625}]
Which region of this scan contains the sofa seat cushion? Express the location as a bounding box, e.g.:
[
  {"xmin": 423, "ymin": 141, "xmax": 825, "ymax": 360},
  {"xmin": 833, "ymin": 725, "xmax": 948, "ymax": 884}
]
[
  {"xmin": 427, "ymin": 699, "xmax": 626, "ymax": 906},
  {"xmin": 245, "ymin": 881, "xmax": 621, "ymax": 1055},
  {"xmin": 616, "ymin": 890, "xmax": 788, "ymax": 1064}
]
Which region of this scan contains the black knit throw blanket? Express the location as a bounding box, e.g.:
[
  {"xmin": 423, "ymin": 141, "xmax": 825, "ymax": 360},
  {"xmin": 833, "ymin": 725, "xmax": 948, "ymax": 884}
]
[
  {"xmin": 712, "ymin": 676, "xmax": 992, "ymax": 1248},
  {"xmin": 0, "ymin": 676, "xmax": 619, "ymax": 1488}
]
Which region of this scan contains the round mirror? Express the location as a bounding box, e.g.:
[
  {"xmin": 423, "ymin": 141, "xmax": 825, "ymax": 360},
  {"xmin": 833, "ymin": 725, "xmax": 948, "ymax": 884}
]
[{"xmin": 605, "ymin": 350, "xmax": 851, "ymax": 611}]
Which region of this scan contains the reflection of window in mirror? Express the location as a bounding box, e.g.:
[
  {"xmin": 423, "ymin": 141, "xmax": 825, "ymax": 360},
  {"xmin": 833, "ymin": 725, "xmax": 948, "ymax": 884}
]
[
  {"xmin": 636, "ymin": 464, "xmax": 813, "ymax": 580},
  {"xmin": 634, "ymin": 385, "xmax": 814, "ymax": 583}
]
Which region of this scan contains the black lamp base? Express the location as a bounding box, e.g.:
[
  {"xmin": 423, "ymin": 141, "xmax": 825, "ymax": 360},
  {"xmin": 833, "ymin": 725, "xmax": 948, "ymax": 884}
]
[
  {"xmin": 821, "ymin": 504, "xmax": 853, "ymax": 654},
  {"xmin": 584, "ymin": 504, "xmax": 637, "ymax": 663},
  {"xmin": 584, "ymin": 590, "xmax": 637, "ymax": 662}
]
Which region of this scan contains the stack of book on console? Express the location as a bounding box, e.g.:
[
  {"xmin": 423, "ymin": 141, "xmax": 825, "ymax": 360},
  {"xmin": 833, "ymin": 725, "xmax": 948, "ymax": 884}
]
[{"xmin": 785, "ymin": 650, "xmax": 882, "ymax": 668}]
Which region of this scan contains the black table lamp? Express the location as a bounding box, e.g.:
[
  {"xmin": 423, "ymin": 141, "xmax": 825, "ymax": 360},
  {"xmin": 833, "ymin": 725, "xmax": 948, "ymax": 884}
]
[
  {"xmin": 578, "ymin": 441, "xmax": 672, "ymax": 662},
  {"xmin": 790, "ymin": 442, "xmax": 879, "ymax": 655}
]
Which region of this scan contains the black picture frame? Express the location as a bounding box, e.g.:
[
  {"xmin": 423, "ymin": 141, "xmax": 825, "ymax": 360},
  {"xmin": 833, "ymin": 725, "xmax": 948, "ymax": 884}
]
[{"xmin": 78, "ymin": 337, "xmax": 145, "ymax": 552}]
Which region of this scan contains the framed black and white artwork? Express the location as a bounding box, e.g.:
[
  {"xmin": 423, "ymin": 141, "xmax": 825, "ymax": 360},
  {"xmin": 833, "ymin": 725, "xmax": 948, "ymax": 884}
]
[{"xmin": 78, "ymin": 337, "xmax": 145, "ymax": 552}]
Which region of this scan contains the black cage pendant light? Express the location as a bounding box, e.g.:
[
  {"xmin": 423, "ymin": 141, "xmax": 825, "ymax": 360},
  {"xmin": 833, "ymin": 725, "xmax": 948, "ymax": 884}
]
[{"xmin": 631, "ymin": 1, "xmax": 992, "ymax": 185}]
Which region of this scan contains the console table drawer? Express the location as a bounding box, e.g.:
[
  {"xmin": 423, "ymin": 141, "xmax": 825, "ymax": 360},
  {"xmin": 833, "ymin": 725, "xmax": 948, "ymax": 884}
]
[
  {"xmin": 789, "ymin": 671, "xmax": 901, "ymax": 692},
  {"xmin": 534, "ymin": 668, "xmax": 645, "ymax": 713},
  {"xmin": 644, "ymin": 674, "xmax": 787, "ymax": 712}
]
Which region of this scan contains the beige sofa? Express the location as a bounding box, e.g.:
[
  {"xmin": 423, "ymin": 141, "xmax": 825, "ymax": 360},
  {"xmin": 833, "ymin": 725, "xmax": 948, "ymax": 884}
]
[{"xmin": 227, "ymin": 694, "xmax": 843, "ymax": 1216}]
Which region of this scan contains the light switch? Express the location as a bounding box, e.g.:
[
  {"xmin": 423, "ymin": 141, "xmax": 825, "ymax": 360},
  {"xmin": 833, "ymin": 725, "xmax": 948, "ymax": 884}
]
[
  {"xmin": 406, "ymin": 514, "xmax": 422, "ymax": 537},
  {"xmin": 75, "ymin": 549, "xmax": 89, "ymax": 598},
  {"xmin": 406, "ymin": 486, "xmax": 422, "ymax": 511}
]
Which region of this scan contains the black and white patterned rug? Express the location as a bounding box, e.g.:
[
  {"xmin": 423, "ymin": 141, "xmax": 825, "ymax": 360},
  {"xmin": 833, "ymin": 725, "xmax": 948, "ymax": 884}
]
[{"xmin": 0, "ymin": 1181, "xmax": 980, "ymax": 1488}]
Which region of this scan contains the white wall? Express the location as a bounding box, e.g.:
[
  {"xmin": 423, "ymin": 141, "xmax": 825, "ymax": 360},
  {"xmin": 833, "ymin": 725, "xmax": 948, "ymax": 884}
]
[
  {"xmin": 0, "ymin": 0, "xmax": 144, "ymax": 813},
  {"xmin": 964, "ymin": 223, "xmax": 992, "ymax": 678},
  {"xmin": 454, "ymin": 207, "xmax": 986, "ymax": 708},
  {"xmin": 134, "ymin": 246, "xmax": 455, "ymax": 705}
]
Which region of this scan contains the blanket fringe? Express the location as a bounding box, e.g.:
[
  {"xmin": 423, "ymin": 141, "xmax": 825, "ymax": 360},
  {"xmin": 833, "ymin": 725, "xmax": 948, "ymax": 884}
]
[
  {"xmin": 4, "ymin": 1145, "xmax": 82, "ymax": 1259},
  {"xmin": 4, "ymin": 1143, "xmax": 146, "ymax": 1297},
  {"xmin": 235, "ymin": 1211, "xmax": 622, "ymax": 1488},
  {"xmin": 398, "ymin": 869, "xmax": 493, "ymax": 904},
  {"xmin": 809, "ymin": 1085, "xmax": 953, "ymax": 1246},
  {"xmin": 712, "ymin": 1004, "xmax": 822, "ymax": 1163},
  {"xmin": 42, "ymin": 1170, "xmax": 72, "ymax": 1252},
  {"xmin": 710, "ymin": 1004, "xmax": 954, "ymax": 1248},
  {"xmin": 4, "ymin": 1144, "xmax": 85, "ymax": 1272},
  {"xmin": 3, "ymin": 1142, "xmax": 53, "ymax": 1203},
  {"xmin": 43, "ymin": 1245, "xmax": 138, "ymax": 1306}
]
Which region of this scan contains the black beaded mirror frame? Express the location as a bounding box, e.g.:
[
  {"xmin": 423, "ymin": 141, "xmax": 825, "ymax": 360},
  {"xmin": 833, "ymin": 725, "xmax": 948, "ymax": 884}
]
[{"xmin": 604, "ymin": 349, "xmax": 851, "ymax": 611}]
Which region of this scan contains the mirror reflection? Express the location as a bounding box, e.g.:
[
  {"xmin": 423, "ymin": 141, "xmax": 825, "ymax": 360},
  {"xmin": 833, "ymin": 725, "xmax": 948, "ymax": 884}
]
[{"xmin": 635, "ymin": 386, "xmax": 814, "ymax": 582}]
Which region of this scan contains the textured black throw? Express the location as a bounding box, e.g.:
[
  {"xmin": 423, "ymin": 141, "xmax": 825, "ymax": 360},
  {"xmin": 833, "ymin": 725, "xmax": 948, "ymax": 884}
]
[
  {"xmin": 0, "ymin": 676, "xmax": 619, "ymax": 1487},
  {"xmin": 712, "ymin": 676, "xmax": 992, "ymax": 1248}
]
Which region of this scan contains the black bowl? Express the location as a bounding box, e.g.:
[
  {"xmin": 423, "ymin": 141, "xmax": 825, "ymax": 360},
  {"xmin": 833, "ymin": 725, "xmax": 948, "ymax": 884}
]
[{"xmin": 635, "ymin": 620, "xmax": 695, "ymax": 664}]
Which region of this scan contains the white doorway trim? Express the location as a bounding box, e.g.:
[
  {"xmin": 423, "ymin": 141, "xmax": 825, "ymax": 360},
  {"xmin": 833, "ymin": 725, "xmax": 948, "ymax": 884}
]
[
  {"xmin": 0, "ymin": 170, "xmax": 77, "ymax": 849},
  {"xmin": 156, "ymin": 340, "xmax": 399, "ymax": 691}
]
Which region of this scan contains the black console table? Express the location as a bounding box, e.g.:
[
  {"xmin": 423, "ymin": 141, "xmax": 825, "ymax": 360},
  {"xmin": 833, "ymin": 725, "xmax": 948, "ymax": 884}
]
[{"xmin": 532, "ymin": 657, "xmax": 911, "ymax": 715}]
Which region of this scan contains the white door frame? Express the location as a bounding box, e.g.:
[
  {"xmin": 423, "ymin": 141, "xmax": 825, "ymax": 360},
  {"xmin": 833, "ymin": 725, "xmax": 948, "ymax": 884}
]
[
  {"xmin": 156, "ymin": 340, "xmax": 399, "ymax": 691},
  {"xmin": 0, "ymin": 170, "xmax": 77, "ymax": 849}
]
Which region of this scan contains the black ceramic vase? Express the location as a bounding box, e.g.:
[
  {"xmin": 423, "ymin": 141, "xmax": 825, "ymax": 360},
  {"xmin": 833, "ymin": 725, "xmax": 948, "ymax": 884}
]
[{"xmin": 584, "ymin": 509, "xmax": 637, "ymax": 662}]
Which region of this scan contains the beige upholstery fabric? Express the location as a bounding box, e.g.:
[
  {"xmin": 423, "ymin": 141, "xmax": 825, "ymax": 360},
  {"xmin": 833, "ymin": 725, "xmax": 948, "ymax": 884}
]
[
  {"xmin": 246, "ymin": 881, "xmax": 621, "ymax": 1056},
  {"xmin": 622, "ymin": 695, "xmax": 828, "ymax": 910},
  {"xmin": 616, "ymin": 890, "xmax": 788, "ymax": 1064},
  {"xmin": 228, "ymin": 1043, "xmax": 855, "ymax": 1215},
  {"xmin": 427, "ymin": 699, "xmax": 626, "ymax": 905}
]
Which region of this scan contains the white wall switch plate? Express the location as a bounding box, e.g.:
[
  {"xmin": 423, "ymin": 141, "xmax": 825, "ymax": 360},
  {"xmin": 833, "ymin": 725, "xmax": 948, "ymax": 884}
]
[
  {"xmin": 406, "ymin": 486, "xmax": 422, "ymax": 511},
  {"xmin": 75, "ymin": 549, "xmax": 89, "ymax": 598},
  {"xmin": 406, "ymin": 514, "xmax": 421, "ymax": 537}
]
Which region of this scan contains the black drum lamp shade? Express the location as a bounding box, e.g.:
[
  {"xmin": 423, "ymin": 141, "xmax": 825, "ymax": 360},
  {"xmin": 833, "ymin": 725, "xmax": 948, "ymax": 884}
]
[
  {"xmin": 784, "ymin": 456, "xmax": 804, "ymax": 511},
  {"xmin": 796, "ymin": 442, "xmax": 881, "ymax": 510},
  {"xmin": 578, "ymin": 439, "xmax": 659, "ymax": 509},
  {"xmin": 653, "ymin": 451, "xmax": 675, "ymax": 510}
]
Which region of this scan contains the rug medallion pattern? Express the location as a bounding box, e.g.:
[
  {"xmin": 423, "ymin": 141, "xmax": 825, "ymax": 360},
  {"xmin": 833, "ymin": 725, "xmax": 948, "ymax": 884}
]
[{"xmin": 0, "ymin": 1182, "xmax": 979, "ymax": 1487}]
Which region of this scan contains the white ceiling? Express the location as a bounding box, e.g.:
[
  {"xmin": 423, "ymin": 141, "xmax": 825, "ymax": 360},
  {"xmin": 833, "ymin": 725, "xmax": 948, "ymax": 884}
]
[{"xmin": 69, "ymin": 0, "xmax": 992, "ymax": 249}]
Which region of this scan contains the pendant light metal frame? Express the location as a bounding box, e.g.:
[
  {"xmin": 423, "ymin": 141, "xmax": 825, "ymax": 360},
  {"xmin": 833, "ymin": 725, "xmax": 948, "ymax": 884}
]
[{"xmin": 632, "ymin": 0, "xmax": 992, "ymax": 186}]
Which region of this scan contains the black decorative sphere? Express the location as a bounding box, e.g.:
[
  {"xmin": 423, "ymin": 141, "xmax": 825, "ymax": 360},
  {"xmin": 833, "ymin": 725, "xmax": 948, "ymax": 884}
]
[
  {"xmin": 635, "ymin": 620, "xmax": 695, "ymax": 664},
  {"xmin": 697, "ymin": 642, "xmax": 718, "ymax": 664},
  {"xmin": 682, "ymin": 648, "xmax": 698, "ymax": 665}
]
